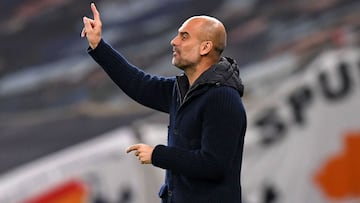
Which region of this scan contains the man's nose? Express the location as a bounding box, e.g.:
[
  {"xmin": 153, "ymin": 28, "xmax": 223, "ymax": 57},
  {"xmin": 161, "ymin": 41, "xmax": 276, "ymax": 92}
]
[{"xmin": 170, "ymin": 36, "xmax": 177, "ymax": 46}]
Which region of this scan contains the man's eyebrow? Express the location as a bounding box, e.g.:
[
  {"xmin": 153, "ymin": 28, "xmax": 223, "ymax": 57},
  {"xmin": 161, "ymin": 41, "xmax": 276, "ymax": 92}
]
[{"xmin": 179, "ymin": 31, "xmax": 189, "ymax": 36}]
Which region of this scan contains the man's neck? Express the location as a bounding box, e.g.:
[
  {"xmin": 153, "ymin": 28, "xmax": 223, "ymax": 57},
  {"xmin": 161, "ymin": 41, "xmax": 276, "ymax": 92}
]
[
  {"xmin": 185, "ymin": 58, "xmax": 219, "ymax": 86},
  {"xmin": 185, "ymin": 68, "xmax": 203, "ymax": 86}
]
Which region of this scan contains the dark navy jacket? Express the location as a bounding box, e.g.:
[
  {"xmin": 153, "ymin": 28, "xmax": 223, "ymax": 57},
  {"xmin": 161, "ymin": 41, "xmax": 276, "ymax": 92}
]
[{"xmin": 89, "ymin": 39, "xmax": 247, "ymax": 203}]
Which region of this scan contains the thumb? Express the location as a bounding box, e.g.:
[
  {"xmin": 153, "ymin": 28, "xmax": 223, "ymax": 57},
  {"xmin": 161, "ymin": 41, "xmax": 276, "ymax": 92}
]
[{"xmin": 83, "ymin": 17, "xmax": 93, "ymax": 31}]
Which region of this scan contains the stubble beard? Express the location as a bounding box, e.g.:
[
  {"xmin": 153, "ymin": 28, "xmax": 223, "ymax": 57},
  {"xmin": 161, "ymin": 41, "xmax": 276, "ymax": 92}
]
[
  {"xmin": 172, "ymin": 56, "xmax": 196, "ymax": 71},
  {"xmin": 172, "ymin": 56, "xmax": 185, "ymax": 70}
]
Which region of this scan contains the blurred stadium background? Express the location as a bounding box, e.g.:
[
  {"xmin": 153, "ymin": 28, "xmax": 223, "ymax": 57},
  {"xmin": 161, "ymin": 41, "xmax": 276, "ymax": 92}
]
[{"xmin": 0, "ymin": 0, "xmax": 359, "ymax": 202}]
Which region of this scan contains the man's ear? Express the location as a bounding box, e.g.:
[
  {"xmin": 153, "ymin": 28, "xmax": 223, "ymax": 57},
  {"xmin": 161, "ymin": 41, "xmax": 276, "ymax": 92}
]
[{"xmin": 200, "ymin": 41, "xmax": 213, "ymax": 56}]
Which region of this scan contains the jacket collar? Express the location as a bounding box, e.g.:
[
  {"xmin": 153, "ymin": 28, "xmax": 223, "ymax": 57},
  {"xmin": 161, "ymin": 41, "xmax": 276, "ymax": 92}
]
[{"xmin": 176, "ymin": 57, "xmax": 244, "ymax": 98}]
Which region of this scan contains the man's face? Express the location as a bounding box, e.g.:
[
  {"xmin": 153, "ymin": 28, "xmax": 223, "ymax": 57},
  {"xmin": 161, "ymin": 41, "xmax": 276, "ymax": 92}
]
[{"xmin": 170, "ymin": 19, "xmax": 203, "ymax": 70}]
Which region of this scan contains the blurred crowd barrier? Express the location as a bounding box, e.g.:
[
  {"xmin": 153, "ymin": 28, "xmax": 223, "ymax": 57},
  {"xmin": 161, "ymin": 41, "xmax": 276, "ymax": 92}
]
[{"xmin": 0, "ymin": 127, "xmax": 165, "ymax": 203}]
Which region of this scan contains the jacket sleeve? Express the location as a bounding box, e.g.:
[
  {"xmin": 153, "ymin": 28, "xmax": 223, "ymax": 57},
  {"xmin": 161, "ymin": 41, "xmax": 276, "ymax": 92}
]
[
  {"xmin": 152, "ymin": 87, "xmax": 247, "ymax": 180},
  {"xmin": 88, "ymin": 39, "xmax": 174, "ymax": 113}
]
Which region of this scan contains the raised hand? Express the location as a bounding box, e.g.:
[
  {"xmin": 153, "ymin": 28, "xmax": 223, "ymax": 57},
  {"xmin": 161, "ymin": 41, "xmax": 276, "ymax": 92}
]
[{"xmin": 81, "ymin": 3, "xmax": 102, "ymax": 49}]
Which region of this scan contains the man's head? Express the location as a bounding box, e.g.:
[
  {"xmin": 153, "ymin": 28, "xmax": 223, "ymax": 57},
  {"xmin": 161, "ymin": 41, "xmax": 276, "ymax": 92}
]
[{"xmin": 171, "ymin": 15, "xmax": 227, "ymax": 71}]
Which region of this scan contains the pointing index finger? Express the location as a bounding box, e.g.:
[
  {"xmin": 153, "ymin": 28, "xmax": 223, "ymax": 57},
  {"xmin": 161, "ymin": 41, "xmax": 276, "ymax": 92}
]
[
  {"xmin": 126, "ymin": 144, "xmax": 139, "ymax": 153},
  {"xmin": 91, "ymin": 3, "xmax": 101, "ymax": 22}
]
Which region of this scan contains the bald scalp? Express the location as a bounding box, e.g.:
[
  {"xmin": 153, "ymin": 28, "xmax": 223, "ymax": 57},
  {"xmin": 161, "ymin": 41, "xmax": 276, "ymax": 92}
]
[{"xmin": 186, "ymin": 16, "xmax": 227, "ymax": 55}]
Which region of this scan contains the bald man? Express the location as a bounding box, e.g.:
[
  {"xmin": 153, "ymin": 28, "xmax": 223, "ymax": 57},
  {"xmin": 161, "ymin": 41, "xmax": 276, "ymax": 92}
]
[{"xmin": 82, "ymin": 3, "xmax": 246, "ymax": 203}]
